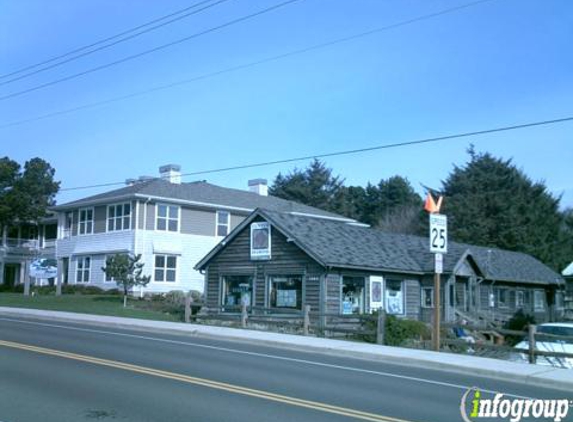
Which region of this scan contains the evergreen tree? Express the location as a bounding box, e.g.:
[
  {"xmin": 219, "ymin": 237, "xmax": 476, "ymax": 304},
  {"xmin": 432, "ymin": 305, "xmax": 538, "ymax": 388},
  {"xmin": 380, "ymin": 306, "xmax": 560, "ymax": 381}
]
[
  {"xmin": 0, "ymin": 156, "xmax": 60, "ymax": 230},
  {"xmin": 441, "ymin": 147, "xmax": 567, "ymax": 269},
  {"xmin": 269, "ymin": 159, "xmax": 345, "ymax": 214}
]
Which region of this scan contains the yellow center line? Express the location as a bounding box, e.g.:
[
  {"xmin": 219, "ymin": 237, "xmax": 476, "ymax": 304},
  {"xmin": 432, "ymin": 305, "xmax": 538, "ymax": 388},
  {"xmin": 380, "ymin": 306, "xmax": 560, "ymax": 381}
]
[{"xmin": 0, "ymin": 339, "xmax": 418, "ymax": 422}]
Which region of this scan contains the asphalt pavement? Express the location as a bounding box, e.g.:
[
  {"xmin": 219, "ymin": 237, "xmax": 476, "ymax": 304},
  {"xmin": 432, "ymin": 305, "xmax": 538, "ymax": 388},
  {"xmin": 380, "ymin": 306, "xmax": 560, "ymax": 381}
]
[{"xmin": 0, "ymin": 309, "xmax": 571, "ymax": 422}]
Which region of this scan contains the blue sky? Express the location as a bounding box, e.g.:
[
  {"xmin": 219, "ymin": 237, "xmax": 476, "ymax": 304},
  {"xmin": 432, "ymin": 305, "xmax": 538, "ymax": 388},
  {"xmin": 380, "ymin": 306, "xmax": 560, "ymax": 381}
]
[{"xmin": 1, "ymin": 0, "xmax": 572, "ymax": 208}]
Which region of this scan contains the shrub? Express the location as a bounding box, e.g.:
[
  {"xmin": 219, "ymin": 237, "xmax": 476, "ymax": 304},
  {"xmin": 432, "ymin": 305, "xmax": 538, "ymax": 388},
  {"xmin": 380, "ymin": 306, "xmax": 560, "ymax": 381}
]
[
  {"xmin": 362, "ymin": 312, "xmax": 430, "ymax": 346},
  {"xmin": 384, "ymin": 314, "xmax": 430, "ymax": 346},
  {"xmin": 504, "ymin": 309, "xmax": 535, "ymax": 346},
  {"xmin": 61, "ymin": 285, "xmax": 105, "ymax": 295},
  {"xmin": 33, "ymin": 286, "xmax": 56, "ymax": 295},
  {"xmin": 163, "ymin": 290, "xmax": 186, "ymax": 306}
]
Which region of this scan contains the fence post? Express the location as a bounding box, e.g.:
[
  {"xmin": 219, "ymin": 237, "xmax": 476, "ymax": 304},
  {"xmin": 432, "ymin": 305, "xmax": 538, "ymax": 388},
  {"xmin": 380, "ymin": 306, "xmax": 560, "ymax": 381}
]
[
  {"xmin": 303, "ymin": 305, "xmax": 311, "ymax": 336},
  {"xmin": 184, "ymin": 294, "xmax": 192, "ymax": 323},
  {"xmin": 241, "ymin": 302, "xmax": 248, "ymax": 328},
  {"xmin": 376, "ymin": 310, "xmax": 386, "ymax": 345},
  {"xmin": 528, "ymin": 324, "xmax": 537, "ymax": 364}
]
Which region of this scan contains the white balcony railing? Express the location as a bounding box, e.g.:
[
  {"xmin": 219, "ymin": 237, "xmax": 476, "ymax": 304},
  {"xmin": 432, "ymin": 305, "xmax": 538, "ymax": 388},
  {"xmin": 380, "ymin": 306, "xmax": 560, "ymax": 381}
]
[{"xmin": 5, "ymin": 238, "xmax": 39, "ymax": 249}]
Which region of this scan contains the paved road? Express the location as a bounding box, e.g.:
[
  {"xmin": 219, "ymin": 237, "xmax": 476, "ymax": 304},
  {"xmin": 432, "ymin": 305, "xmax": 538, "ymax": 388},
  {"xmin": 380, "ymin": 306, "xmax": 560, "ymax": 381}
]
[{"xmin": 0, "ymin": 316, "xmax": 571, "ymax": 422}]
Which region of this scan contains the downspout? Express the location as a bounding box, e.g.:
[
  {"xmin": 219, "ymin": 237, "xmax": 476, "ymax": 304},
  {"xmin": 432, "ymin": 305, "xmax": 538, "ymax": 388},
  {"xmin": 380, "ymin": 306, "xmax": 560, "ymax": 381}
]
[{"xmin": 140, "ymin": 197, "xmax": 152, "ymax": 298}]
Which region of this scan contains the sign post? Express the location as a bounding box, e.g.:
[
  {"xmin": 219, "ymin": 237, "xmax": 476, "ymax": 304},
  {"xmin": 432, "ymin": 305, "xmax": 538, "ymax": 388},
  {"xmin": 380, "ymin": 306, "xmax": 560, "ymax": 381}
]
[{"xmin": 426, "ymin": 195, "xmax": 447, "ymax": 352}]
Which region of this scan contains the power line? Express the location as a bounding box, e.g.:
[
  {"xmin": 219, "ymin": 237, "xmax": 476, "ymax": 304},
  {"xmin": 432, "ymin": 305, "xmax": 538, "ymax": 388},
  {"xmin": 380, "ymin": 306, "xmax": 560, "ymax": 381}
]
[
  {"xmin": 0, "ymin": 0, "xmax": 496, "ymax": 129},
  {"xmin": 59, "ymin": 116, "xmax": 573, "ymax": 192},
  {"xmin": 0, "ymin": 0, "xmax": 302, "ymax": 102},
  {"xmin": 0, "ymin": 0, "xmax": 225, "ymax": 81},
  {"xmin": 0, "ymin": 0, "xmax": 231, "ymax": 87}
]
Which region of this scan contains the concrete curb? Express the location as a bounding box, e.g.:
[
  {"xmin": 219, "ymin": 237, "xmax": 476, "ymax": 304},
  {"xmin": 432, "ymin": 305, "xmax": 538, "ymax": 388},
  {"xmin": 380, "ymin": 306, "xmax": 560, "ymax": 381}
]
[{"xmin": 1, "ymin": 307, "xmax": 571, "ymax": 391}]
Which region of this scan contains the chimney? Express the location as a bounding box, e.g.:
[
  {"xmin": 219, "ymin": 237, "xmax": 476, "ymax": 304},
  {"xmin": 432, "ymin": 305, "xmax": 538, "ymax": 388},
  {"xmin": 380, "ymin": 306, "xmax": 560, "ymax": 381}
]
[
  {"xmin": 248, "ymin": 178, "xmax": 268, "ymax": 196},
  {"xmin": 159, "ymin": 164, "xmax": 181, "ymax": 184}
]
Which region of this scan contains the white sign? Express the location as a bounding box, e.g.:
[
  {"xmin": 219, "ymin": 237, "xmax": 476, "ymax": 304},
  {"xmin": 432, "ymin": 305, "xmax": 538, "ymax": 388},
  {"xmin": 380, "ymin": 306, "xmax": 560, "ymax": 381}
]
[
  {"xmin": 369, "ymin": 276, "xmax": 384, "ymax": 312},
  {"xmin": 429, "ymin": 214, "xmax": 448, "ymax": 254},
  {"xmin": 435, "ymin": 253, "xmax": 443, "ymax": 274},
  {"xmin": 250, "ymin": 222, "xmax": 271, "ymax": 260},
  {"xmin": 30, "ymin": 258, "xmax": 58, "ymax": 279}
]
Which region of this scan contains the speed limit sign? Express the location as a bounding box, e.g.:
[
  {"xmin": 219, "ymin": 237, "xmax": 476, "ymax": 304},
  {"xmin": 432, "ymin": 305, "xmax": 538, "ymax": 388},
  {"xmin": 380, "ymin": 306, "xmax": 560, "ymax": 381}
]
[{"xmin": 429, "ymin": 214, "xmax": 447, "ymax": 254}]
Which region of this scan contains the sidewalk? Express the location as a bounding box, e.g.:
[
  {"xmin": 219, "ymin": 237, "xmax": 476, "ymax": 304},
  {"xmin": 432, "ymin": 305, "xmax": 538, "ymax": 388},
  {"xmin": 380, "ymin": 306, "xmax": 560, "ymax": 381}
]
[{"xmin": 1, "ymin": 306, "xmax": 571, "ymax": 391}]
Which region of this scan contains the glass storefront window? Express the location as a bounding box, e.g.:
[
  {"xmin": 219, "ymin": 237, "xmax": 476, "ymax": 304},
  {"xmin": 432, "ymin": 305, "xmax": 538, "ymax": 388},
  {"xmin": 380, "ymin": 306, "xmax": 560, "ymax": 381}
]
[
  {"xmin": 385, "ymin": 279, "xmax": 404, "ymax": 315},
  {"xmin": 222, "ymin": 275, "xmax": 253, "ymax": 310},
  {"xmin": 269, "ymin": 275, "xmax": 302, "ymax": 309},
  {"xmin": 342, "ymin": 276, "xmax": 365, "ymax": 315}
]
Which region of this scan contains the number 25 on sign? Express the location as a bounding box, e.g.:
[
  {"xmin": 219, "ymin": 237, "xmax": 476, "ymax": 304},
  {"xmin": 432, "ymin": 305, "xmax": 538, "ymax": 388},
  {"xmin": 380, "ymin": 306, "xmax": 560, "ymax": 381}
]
[{"xmin": 429, "ymin": 214, "xmax": 447, "ymax": 254}]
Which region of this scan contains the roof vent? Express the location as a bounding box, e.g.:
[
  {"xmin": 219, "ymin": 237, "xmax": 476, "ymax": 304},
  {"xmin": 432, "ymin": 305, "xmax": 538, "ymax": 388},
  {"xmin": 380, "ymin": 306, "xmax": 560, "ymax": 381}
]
[
  {"xmin": 159, "ymin": 164, "xmax": 181, "ymax": 184},
  {"xmin": 248, "ymin": 178, "xmax": 268, "ymax": 196},
  {"xmin": 125, "ymin": 178, "xmax": 137, "ymax": 186}
]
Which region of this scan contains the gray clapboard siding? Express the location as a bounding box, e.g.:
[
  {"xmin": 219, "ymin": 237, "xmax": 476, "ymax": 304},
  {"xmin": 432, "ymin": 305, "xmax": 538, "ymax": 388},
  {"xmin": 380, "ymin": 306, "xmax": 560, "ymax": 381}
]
[
  {"xmin": 180, "ymin": 208, "xmax": 215, "ymax": 237},
  {"xmin": 405, "ymin": 279, "xmax": 420, "ymax": 318},
  {"xmin": 94, "ymin": 206, "xmax": 107, "ymax": 234}
]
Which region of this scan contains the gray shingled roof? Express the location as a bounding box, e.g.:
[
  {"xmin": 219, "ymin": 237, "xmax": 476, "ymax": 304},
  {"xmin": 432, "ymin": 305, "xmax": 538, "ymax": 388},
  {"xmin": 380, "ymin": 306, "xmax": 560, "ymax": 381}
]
[
  {"xmin": 53, "ymin": 179, "xmax": 351, "ymax": 220},
  {"xmin": 205, "ymin": 209, "xmax": 562, "ymax": 286}
]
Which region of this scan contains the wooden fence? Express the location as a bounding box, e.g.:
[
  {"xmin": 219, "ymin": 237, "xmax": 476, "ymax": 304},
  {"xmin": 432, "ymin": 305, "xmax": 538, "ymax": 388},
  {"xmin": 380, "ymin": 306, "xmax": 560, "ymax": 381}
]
[{"xmin": 183, "ymin": 298, "xmax": 572, "ymax": 368}]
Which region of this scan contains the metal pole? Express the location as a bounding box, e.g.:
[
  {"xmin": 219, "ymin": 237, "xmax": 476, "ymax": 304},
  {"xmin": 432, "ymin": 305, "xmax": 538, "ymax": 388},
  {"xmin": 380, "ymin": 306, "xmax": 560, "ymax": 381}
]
[{"xmin": 433, "ymin": 271, "xmax": 441, "ymax": 351}]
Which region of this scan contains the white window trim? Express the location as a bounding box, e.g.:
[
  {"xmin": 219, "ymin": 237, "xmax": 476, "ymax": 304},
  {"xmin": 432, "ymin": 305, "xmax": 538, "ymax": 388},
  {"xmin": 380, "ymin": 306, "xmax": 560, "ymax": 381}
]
[
  {"xmin": 421, "ymin": 286, "xmax": 434, "ymax": 308},
  {"xmin": 497, "ymin": 288, "xmax": 509, "ymax": 308},
  {"xmin": 155, "ymin": 203, "xmax": 180, "ymax": 233},
  {"xmin": 216, "ymin": 210, "xmax": 231, "ymax": 237},
  {"xmin": 76, "ymin": 256, "xmax": 91, "ymax": 284},
  {"xmin": 78, "ymin": 207, "xmax": 94, "ymax": 236},
  {"xmin": 153, "ymin": 254, "xmax": 178, "ymax": 283},
  {"xmin": 106, "ymin": 202, "xmax": 132, "ymax": 232},
  {"xmin": 516, "ymin": 290, "xmax": 525, "ymax": 308}
]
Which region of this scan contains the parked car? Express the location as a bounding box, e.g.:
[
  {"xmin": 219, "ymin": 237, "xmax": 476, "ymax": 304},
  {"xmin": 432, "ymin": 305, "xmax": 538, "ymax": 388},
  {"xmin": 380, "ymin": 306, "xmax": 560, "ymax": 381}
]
[{"xmin": 510, "ymin": 323, "xmax": 573, "ymax": 369}]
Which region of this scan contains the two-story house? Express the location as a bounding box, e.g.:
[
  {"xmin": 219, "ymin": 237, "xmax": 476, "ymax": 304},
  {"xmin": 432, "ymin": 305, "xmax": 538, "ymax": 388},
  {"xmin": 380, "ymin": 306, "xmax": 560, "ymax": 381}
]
[
  {"xmin": 0, "ymin": 214, "xmax": 58, "ymax": 288},
  {"xmin": 52, "ymin": 165, "xmax": 354, "ymax": 295}
]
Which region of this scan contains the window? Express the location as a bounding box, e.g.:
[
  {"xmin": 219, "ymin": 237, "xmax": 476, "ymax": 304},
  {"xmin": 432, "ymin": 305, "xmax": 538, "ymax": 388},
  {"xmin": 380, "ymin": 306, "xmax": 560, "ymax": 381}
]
[
  {"xmin": 516, "ymin": 290, "xmax": 525, "ymax": 308},
  {"xmin": 497, "ymin": 288, "xmax": 508, "ymax": 308},
  {"xmin": 534, "ymin": 290, "xmax": 545, "ymax": 311},
  {"xmin": 222, "ymin": 275, "xmax": 253, "ymax": 309},
  {"xmin": 156, "ymin": 204, "xmax": 179, "ymax": 232},
  {"xmin": 269, "ymin": 275, "xmax": 303, "ymax": 310},
  {"xmin": 108, "ymin": 203, "xmax": 131, "ymax": 231},
  {"xmin": 154, "ymin": 255, "xmax": 177, "ymax": 282},
  {"xmin": 216, "ymin": 211, "xmax": 230, "ymax": 237},
  {"xmin": 341, "ymin": 276, "xmax": 365, "ymax": 314},
  {"xmin": 76, "ymin": 256, "xmax": 91, "ymax": 283},
  {"xmin": 421, "ymin": 287, "xmax": 434, "ymax": 308},
  {"xmin": 78, "ymin": 208, "xmax": 94, "ymax": 235},
  {"xmin": 385, "ymin": 279, "xmax": 404, "ymax": 315}
]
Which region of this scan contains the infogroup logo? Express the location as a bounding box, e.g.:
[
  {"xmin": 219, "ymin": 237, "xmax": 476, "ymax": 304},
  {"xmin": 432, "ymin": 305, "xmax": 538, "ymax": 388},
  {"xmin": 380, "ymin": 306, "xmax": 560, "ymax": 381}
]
[{"xmin": 460, "ymin": 388, "xmax": 571, "ymax": 422}]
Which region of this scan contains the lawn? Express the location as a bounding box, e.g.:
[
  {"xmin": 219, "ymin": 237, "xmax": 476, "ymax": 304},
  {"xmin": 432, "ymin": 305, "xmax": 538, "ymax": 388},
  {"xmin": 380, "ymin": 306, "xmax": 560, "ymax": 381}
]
[{"xmin": 0, "ymin": 293, "xmax": 182, "ymax": 322}]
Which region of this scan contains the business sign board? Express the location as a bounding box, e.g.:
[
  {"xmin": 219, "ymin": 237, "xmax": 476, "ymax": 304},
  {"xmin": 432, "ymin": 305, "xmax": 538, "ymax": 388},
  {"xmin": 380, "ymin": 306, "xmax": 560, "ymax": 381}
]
[
  {"xmin": 250, "ymin": 222, "xmax": 271, "ymax": 260},
  {"xmin": 429, "ymin": 214, "xmax": 448, "ymax": 254},
  {"xmin": 30, "ymin": 258, "xmax": 58, "ymax": 279}
]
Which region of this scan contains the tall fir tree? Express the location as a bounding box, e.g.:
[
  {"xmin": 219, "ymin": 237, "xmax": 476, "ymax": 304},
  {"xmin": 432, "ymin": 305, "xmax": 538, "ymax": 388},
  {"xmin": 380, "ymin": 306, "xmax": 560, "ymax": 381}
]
[{"xmin": 441, "ymin": 147, "xmax": 568, "ymax": 270}]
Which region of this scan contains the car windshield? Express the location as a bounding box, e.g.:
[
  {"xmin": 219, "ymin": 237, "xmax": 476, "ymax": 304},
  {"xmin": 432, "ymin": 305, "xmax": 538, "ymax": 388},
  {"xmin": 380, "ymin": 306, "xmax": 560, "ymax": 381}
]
[{"xmin": 537, "ymin": 325, "xmax": 573, "ymax": 344}]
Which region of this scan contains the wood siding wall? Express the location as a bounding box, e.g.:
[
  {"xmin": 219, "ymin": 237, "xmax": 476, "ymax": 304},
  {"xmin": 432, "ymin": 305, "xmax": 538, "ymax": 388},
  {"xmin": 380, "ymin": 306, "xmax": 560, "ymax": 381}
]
[{"xmin": 205, "ymin": 218, "xmax": 324, "ymax": 312}]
